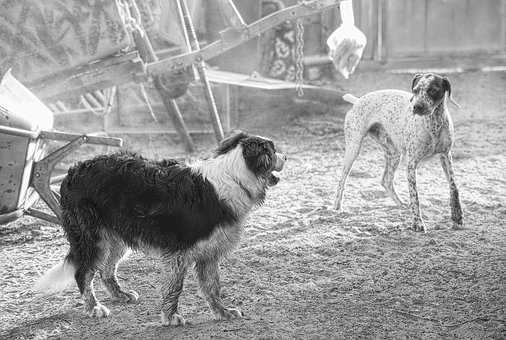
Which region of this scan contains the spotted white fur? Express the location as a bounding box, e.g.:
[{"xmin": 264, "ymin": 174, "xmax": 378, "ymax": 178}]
[{"xmin": 334, "ymin": 73, "xmax": 463, "ymax": 232}]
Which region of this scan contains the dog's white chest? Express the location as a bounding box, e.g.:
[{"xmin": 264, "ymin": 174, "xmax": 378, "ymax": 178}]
[{"xmin": 189, "ymin": 224, "xmax": 243, "ymax": 262}]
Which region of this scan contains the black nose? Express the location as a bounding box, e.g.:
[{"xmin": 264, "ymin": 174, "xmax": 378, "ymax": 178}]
[{"xmin": 413, "ymin": 103, "xmax": 425, "ymax": 112}]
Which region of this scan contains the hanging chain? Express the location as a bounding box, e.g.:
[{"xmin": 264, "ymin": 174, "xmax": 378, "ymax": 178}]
[
  {"xmin": 116, "ymin": 0, "xmax": 143, "ymax": 35},
  {"xmin": 295, "ymin": 16, "xmax": 305, "ymax": 97}
]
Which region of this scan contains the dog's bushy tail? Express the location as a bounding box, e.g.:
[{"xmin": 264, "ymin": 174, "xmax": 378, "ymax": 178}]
[
  {"xmin": 343, "ymin": 93, "xmax": 359, "ymax": 104},
  {"xmin": 33, "ymin": 256, "xmax": 77, "ymax": 295}
]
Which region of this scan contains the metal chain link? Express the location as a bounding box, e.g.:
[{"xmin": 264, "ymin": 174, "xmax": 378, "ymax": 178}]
[
  {"xmin": 295, "ymin": 16, "xmax": 305, "ymax": 97},
  {"xmin": 116, "ymin": 0, "xmax": 143, "ymax": 35}
]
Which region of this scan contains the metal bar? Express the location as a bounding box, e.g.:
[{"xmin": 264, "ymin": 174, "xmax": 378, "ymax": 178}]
[
  {"xmin": 376, "ymin": 0, "xmax": 384, "ymax": 61},
  {"xmin": 152, "ymin": 77, "xmax": 196, "ymax": 153},
  {"xmin": 25, "ymin": 208, "xmax": 60, "ymax": 225},
  {"xmin": 48, "ymin": 103, "xmax": 61, "ymax": 114},
  {"xmin": 39, "ymin": 130, "xmax": 123, "ymax": 147},
  {"xmin": 123, "ymin": 0, "xmax": 158, "ymax": 64},
  {"xmin": 220, "ymin": 83, "xmax": 231, "ymax": 134},
  {"xmin": 178, "ymin": 0, "xmax": 224, "ymax": 142},
  {"xmin": 54, "ymin": 108, "xmax": 104, "ymax": 115},
  {"xmin": 28, "ymin": 52, "xmax": 146, "ymax": 102},
  {"xmin": 0, "ymin": 209, "xmax": 24, "ymax": 225},
  {"xmin": 93, "ymin": 90, "xmax": 107, "ymax": 105},
  {"xmin": 0, "ymin": 125, "xmax": 39, "ymax": 139},
  {"xmin": 32, "ymin": 136, "xmax": 88, "ymax": 221},
  {"xmin": 103, "ymin": 127, "xmax": 215, "ymax": 135},
  {"xmin": 103, "ymin": 86, "xmax": 117, "ymax": 126},
  {"xmin": 216, "ymin": 0, "xmax": 246, "ymax": 29},
  {"xmin": 124, "ymin": 0, "xmax": 195, "ymax": 152},
  {"xmin": 56, "ymin": 101, "xmax": 68, "ymax": 112},
  {"xmin": 147, "ymin": 0, "xmax": 340, "ymax": 74}
]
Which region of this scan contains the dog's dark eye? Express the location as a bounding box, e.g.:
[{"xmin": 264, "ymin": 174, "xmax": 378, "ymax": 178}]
[
  {"xmin": 428, "ymin": 87, "xmax": 442, "ymax": 99},
  {"xmin": 268, "ymin": 141, "xmax": 276, "ymax": 152}
]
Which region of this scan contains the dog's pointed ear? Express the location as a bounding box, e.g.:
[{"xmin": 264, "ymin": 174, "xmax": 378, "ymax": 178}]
[
  {"xmin": 442, "ymin": 76, "xmax": 452, "ymax": 98},
  {"xmin": 411, "ymin": 73, "xmax": 423, "ymax": 91}
]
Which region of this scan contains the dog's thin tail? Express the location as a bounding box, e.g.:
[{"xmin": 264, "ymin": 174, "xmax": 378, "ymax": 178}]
[
  {"xmin": 33, "ymin": 256, "xmax": 77, "ymax": 295},
  {"xmin": 342, "ymin": 93, "xmax": 359, "ymax": 104}
]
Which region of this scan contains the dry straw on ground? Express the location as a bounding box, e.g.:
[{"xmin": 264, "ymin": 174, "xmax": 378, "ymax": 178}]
[{"xmin": 1, "ymin": 71, "xmax": 505, "ymax": 339}]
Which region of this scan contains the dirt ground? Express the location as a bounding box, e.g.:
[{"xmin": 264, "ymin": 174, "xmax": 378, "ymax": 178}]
[{"xmin": 1, "ymin": 71, "xmax": 505, "ymax": 339}]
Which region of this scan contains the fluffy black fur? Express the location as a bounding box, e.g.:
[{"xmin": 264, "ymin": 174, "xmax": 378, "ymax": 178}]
[
  {"xmin": 60, "ymin": 152, "xmax": 238, "ymax": 292},
  {"xmin": 61, "ymin": 151, "xmax": 237, "ymax": 248}
]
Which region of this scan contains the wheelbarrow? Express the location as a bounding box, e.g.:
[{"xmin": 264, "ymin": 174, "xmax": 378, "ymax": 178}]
[{"xmin": 0, "ymin": 70, "xmax": 122, "ymax": 226}]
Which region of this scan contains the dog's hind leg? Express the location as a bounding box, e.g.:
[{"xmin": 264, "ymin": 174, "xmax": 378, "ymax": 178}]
[
  {"xmin": 369, "ymin": 124, "xmax": 405, "ymax": 206},
  {"xmin": 195, "ymin": 259, "xmax": 243, "ymax": 321},
  {"xmin": 334, "ymin": 120, "xmax": 365, "ymax": 211},
  {"xmin": 440, "ymin": 152, "xmax": 463, "ymax": 228},
  {"xmin": 406, "ymin": 158, "xmax": 426, "ymax": 232},
  {"xmin": 160, "ymin": 253, "xmax": 188, "ymax": 326},
  {"xmin": 75, "ymin": 266, "xmax": 110, "ymax": 318},
  {"xmin": 99, "ymin": 237, "xmax": 138, "ymax": 304},
  {"xmin": 64, "ymin": 210, "xmax": 110, "ymax": 318}
]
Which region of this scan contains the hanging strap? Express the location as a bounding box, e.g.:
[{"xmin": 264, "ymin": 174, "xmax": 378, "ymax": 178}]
[
  {"xmin": 340, "ymin": 0, "xmax": 355, "ymax": 26},
  {"xmin": 294, "ymin": 2, "xmax": 306, "ymax": 97}
]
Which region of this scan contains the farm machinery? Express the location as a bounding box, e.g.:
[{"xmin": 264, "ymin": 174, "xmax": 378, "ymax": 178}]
[{"xmin": 0, "ymin": 0, "xmax": 364, "ymax": 225}]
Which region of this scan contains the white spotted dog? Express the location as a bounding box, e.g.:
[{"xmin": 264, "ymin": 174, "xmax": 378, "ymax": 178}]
[
  {"xmin": 334, "ymin": 73, "xmax": 463, "ymax": 232},
  {"xmin": 33, "ymin": 131, "xmax": 286, "ymax": 326}
]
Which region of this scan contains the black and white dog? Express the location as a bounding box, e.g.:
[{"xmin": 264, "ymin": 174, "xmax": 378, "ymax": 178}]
[{"xmin": 34, "ymin": 131, "xmax": 286, "ymax": 326}]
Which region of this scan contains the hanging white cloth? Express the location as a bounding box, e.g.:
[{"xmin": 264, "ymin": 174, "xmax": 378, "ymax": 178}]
[{"xmin": 326, "ymin": 0, "xmax": 367, "ymax": 79}]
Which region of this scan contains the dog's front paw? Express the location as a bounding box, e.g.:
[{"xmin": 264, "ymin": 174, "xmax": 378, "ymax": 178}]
[
  {"xmin": 411, "ymin": 220, "xmax": 427, "ymax": 233},
  {"xmin": 161, "ymin": 311, "xmax": 186, "ymax": 327},
  {"xmin": 112, "ymin": 290, "xmax": 139, "ymax": 304},
  {"xmin": 452, "ymin": 220, "xmax": 463, "ymax": 230},
  {"xmin": 215, "ymin": 307, "xmax": 243, "ymax": 320},
  {"xmin": 88, "ymin": 304, "xmax": 110, "ymax": 318}
]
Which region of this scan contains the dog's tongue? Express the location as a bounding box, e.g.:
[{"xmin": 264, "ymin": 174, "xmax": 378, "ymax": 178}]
[{"xmin": 268, "ymin": 173, "xmax": 280, "ymax": 186}]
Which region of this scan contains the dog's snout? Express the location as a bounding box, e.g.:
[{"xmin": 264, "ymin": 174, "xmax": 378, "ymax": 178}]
[
  {"xmin": 274, "ymin": 153, "xmax": 286, "ymax": 171},
  {"xmin": 412, "ymin": 102, "xmax": 427, "ymax": 115}
]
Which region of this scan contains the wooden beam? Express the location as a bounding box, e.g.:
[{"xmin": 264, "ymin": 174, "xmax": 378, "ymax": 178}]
[
  {"xmin": 103, "ymin": 127, "xmax": 215, "ymax": 135},
  {"xmin": 39, "ymin": 130, "xmax": 123, "ymax": 147},
  {"xmin": 27, "ymin": 53, "xmax": 146, "ymax": 102},
  {"xmin": 178, "ymin": 0, "xmax": 224, "ymax": 142}
]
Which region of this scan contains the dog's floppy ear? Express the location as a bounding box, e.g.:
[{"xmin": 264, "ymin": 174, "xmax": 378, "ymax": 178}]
[
  {"xmin": 442, "ymin": 76, "xmax": 460, "ymax": 108},
  {"xmin": 255, "ymin": 153, "xmax": 271, "ymax": 174},
  {"xmin": 411, "ymin": 73, "xmax": 423, "ymax": 91},
  {"xmin": 442, "ymin": 76, "xmax": 452, "ymax": 98},
  {"xmin": 241, "ymin": 138, "xmax": 273, "ymax": 175},
  {"xmin": 215, "ymin": 130, "xmax": 249, "ymax": 155}
]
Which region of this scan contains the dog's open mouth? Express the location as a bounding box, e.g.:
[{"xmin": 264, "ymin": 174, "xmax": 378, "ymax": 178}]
[{"xmin": 268, "ymin": 153, "xmax": 285, "ymax": 186}]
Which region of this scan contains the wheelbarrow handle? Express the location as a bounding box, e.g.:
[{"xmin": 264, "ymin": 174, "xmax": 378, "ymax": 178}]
[
  {"xmin": 0, "ymin": 125, "xmax": 40, "ymax": 138},
  {"xmin": 40, "ymin": 130, "xmax": 123, "ymax": 147}
]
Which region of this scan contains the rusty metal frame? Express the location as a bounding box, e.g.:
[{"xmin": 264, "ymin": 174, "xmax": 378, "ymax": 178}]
[
  {"xmin": 0, "ymin": 126, "xmax": 123, "ymax": 225},
  {"xmin": 23, "ymin": 0, "xmax": 341, "ymax": 154},
  {"xmin": 147, "ymin": 0, "xmax": 340, "ymax": 74}
]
